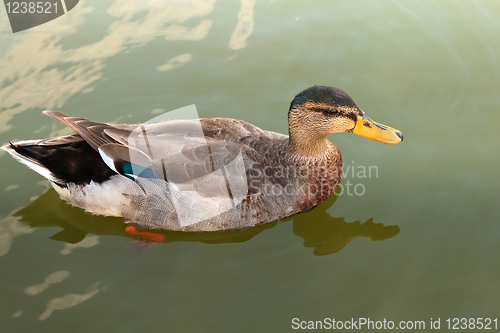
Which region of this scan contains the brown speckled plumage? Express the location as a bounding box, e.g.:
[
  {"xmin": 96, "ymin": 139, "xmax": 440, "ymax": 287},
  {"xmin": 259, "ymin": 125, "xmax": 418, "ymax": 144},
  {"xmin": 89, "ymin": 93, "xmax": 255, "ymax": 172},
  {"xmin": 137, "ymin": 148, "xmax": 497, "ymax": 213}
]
[{"xmin": 2, "ymin": 86, "xmax": 402, "ymax": 231}]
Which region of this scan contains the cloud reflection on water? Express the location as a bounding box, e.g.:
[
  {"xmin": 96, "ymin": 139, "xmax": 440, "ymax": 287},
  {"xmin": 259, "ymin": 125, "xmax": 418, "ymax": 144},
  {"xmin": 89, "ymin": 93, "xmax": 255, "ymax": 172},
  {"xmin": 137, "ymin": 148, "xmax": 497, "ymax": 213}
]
[{"xmin": 0, "ymin": 0, "xmax": 217, "ymax": 133}]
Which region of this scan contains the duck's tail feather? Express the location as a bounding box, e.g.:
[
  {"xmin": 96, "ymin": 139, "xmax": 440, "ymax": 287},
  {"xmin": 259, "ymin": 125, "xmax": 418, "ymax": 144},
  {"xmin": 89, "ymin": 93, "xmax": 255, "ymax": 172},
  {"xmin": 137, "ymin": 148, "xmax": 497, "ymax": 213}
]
[
  {"xmin": 2, "ymin": 140, "xmax": 61, "ymax": 183},
  {"xmin": 2, "ymin": 136, "xmax": 117, "ymax": 186}
]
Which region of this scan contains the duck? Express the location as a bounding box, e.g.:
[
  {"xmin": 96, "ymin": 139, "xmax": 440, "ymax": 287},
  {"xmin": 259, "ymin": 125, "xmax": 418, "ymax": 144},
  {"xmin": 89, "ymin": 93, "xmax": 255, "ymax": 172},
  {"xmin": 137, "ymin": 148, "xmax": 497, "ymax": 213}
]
[{"xmin": 2, "ymin": 86, "xmax": 402, "ymax": 232}]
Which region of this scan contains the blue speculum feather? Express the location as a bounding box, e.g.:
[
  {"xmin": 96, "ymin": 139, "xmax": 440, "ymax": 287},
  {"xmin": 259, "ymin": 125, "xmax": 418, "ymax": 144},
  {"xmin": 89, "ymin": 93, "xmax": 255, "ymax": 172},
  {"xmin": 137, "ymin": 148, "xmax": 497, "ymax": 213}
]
[{"xmin": 122, "ymin": 163, "xmax": 157, "ymax": 179}]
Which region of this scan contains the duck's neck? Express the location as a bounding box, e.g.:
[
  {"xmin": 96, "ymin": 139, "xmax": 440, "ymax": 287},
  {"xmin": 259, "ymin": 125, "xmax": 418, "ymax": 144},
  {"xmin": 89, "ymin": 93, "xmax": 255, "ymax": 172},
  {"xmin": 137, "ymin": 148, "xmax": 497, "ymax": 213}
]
[
  {"xmin": 288, "ymin": 110, "xmax": 333, "ymax": 158},
  {"xmin": 288, "ymin": 132, "xmax": 332, "ymax": 158}
]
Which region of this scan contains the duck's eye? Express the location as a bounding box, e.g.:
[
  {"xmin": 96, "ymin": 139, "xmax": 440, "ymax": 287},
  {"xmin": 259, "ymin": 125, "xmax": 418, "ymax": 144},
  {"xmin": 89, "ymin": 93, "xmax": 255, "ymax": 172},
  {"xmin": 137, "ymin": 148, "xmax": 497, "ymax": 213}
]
[
  {"xmin": 321, "ymin": 108, "xmax": 338, "ymax": 116},
  {"xmin": 312, "ymin": 107, "xmax": 338, "ymax": 115}
]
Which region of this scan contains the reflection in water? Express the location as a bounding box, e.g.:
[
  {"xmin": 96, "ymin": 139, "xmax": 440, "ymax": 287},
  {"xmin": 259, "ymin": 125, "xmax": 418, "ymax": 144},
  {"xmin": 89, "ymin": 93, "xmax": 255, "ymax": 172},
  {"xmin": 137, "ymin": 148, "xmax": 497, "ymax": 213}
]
[
  {"xmin": 0, "ymin": 215, "xmax": 34, "ymax": 257},
  {"xmin": 25, "ymin": 271, "xmax": 70, "ymax": 296},
  {"xmin": 60, "ymin": 234, "xmax": 99, "ymax": 254},
  {"xmin": 13, "ymin": 189, "xmax": 127, "ymax": 243},
  {"xmin": 229, "ymin": 0, "xmax": 256, "ymax": 50},
  {"xmin": 0, "ymin": 0, "xmax": 216, "ymax": 133},
  {"xmin": 285, "ymin": 194, "xmax": 400, "ymax": 256},
  {"xmin": 38, "ymin": 282, "xmax": 105, "ymax": 321},
  {"xmin": 5, "ymin": 184, "xmax": 19, "ymax": 192},
  {"xmin": 157, "ymin": 54, "xmax": 193, "ymax": 72},
  {"xmin": 12, "ymin": 311, "xmax": 23, "ymax": 318},
  {"xmin": 0, "ymin": 0, "xmax": 261, "ymax": 135},
  {"xmin": 292, "ymin": 212, "xmax": 400, "ymax": 256},
  {"xmin": 108, "ymin": 0, "xmax": 215, "ymax": 41},
  {"xmin": 17, "ymin": 269, "xmax": 104, "ymax": 321},
  {"xmin": 14, "ymin": 188, "xmax": 399, "ymax": 255}
]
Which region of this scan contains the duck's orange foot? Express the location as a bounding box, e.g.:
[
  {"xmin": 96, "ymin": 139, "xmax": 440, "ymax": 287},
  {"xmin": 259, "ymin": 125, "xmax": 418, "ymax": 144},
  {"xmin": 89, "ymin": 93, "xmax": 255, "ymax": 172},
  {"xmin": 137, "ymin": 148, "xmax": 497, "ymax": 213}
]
[{"xmin": 125, "ymin": 226, "xmax": 166, "ymax": 243}]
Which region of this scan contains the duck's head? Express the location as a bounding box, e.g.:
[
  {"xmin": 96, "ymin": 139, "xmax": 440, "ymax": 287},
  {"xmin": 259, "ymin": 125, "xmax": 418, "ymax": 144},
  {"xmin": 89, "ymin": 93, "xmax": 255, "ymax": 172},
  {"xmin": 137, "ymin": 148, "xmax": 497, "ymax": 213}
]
[{"xmin": 288, "ymin": 85, "xmax": 402, "ymax": 157}]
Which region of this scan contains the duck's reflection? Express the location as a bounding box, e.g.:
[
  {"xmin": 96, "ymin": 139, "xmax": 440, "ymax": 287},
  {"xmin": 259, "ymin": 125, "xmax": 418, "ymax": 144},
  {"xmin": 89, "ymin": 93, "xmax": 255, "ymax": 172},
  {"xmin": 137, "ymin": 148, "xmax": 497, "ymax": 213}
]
[
  {"xmin": 288, "ymin": 195, "xmax": 400, "ymax": 256},
  {"xmin": 14, "ymin": 189, "xmax": 399, "ymax": 256}
]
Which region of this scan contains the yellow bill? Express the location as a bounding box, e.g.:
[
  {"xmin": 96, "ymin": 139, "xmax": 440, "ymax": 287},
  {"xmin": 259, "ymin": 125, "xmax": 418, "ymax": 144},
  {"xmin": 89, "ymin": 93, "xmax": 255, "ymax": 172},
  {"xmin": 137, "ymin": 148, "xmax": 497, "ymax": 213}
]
[{"xmin": 349, "ymin": 113, "xmax": 403, "ymax": 144}]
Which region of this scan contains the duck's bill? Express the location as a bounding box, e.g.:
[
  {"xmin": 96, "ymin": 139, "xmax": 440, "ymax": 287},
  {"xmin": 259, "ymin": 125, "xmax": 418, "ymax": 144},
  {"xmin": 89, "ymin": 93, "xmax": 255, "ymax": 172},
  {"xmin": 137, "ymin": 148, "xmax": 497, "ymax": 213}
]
[{"xmin": 349, "ymin": 114, "xmax": 403, "ymax": 144}]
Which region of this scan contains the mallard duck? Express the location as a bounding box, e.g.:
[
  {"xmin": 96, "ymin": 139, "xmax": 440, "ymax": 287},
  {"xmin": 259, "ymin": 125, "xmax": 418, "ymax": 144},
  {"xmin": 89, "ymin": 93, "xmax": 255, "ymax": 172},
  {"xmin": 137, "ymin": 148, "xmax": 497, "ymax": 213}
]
[{"xmin": 3, "ymin": 86, "xmax": 402, "ymax": 232}]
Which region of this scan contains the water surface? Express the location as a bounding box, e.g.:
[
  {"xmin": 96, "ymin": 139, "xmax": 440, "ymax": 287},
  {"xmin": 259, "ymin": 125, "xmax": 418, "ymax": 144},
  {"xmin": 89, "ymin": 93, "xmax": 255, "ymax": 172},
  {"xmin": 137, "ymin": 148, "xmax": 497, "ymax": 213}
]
[{"xmin": 1, "ymin": 0, "xmax": 499, "ymax": 331}]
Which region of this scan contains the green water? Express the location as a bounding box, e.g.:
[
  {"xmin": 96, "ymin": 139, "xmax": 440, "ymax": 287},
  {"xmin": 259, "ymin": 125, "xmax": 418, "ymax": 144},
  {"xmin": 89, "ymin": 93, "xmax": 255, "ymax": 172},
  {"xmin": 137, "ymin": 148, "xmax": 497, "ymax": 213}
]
[{"xmin": 1, "ymin": 0, "xmax": 500, "ymax": 331}]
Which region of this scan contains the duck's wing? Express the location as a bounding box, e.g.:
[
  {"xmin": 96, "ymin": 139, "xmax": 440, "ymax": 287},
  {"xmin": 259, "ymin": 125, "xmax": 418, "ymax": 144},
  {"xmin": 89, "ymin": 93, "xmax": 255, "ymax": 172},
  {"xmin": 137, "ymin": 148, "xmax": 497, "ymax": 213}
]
[
  {"xmin": 41, "ymin": 111, "xmax": 289, "ymax": 200},
  {"xmin": 43, "ymin": 111, "xmax": 136, "ymax": 151},
  {"xmin": 42, "ymin": 112, "xmax": 270, "ymax": 199}
]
